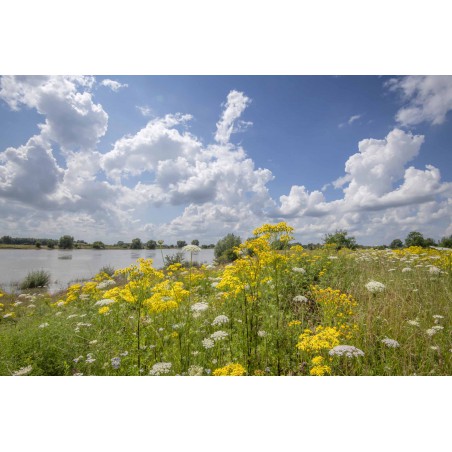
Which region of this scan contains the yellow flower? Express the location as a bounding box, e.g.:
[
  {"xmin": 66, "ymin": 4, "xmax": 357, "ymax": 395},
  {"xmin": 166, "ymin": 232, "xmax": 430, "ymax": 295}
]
[
  {"xmin": 213, "ymin": 363, "xmax": 246, "ymax": 376},
  {"xmin": 296, "ymin": 326, "xmax": 340, "ymax": 353},
  {"xmin": 170, "ymin": 331, "xmax": 179, "ymax": 338},
  {"xmin": 310, "ymin": 365, "xmax": 331, "ymax": 376},
  {"xmin": 288, "ymin": 320, "xmax": 302, "ymax": 327},
  {"xmin": 311, "ymin": 356, "xmax": 324, "ymax": 366},
  {"xmin": 98, "ymin": 306, "xmax": 110, "ymax": 315}
]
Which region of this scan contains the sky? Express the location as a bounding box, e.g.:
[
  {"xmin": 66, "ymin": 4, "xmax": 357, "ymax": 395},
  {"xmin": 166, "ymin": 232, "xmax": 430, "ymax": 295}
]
[{"xmin": 1, "ymin": 75, "xmax": 451, "ymax": 245}]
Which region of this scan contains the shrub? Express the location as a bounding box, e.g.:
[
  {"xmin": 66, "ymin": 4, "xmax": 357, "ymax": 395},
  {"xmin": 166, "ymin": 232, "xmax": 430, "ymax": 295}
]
[
  {"xmin": 164, "ymin": 252, "xmax": 186, "ymax": 268},
  {"xmin": 20, "ymin": 270, "xmax": 51, "ymax": 289},
  {"xmin": 99, "ymin": 265, "xmax": 115, "ymax": 277},
  {"xmin": 214, "ymin": 233, "xmax": 241, "ymax": 263},
  {"xmin": 92, "ymin": 241, "xmax": 105, "ymax": 249}
]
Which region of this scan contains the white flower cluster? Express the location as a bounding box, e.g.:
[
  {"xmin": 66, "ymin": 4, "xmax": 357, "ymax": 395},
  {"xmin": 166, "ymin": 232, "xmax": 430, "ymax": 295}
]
[
  {"xmin": 428, "ymin": 266, "xmax": 441, "ymax": 275},
  {"xmin": 365, "ymin": 280, "xmax": 386, "ymax": 293},
  {"xmin": 96, "ymin": 279, "xmax": 116, "ymax": 290},
  {"xmin": 111, "ymin": 357, "xmax": 121, "ymax": 369},
  {"xmin": 94, "ymin": 298, "xmax": 116, "ymax": 307},
  {"xmin": 212, "ymin": 315, "xmax": 229, "ymax": 326},
  {"xmin": 407, "ymin": 320, "xmax": 420, "ymax": 326},
  {"xmin": 292, "ymin": 267, "xmax": 306, "ymax": 274},
  {"xmin": 191, "ymin": 302, "xmax": 209, "ymax": 313},
  {"xmin": 12, "ymin": 365, "xmax": 33, "ymax": 376},
  {"xmin": 329, "ymin": 345, "xmax": 365, "ymax": 358},
  {"xmin": 182, "ymin": 245, "xmax": 202, "ymax": 254},
  {"xmin": 293, "ymin": 295, "xmax": 308, "ymax": 303},
  {"xmin": 210, "ymin": 330, "xmax": 228, "ymax": 342},
  {"xmin": 39, "ymin": 323, "xmax": 49, "ymax": 328},
  {"xmin": 401, "ymin": 267, "xmax": 412, "ymax": 273},
  {"xmin": 257, "ymin": 330, "xmax": 267, "ymax": 337},
  {"xmin": 149, "ymin": 362, "xmax": 172, "ymax": 376},
  {"xmin": 188, "ymin": 365, "xmax": 204, "ymax": 376},
  {"xmin": 426, "ymin": 328, "xmax": 437, "ymax": 337},
  {"xmin": 381, "ymin": 337, "xmax": 400, "ymax": 348},
  {"xmin": 202, "ymin": 338, "xmax": 215, "ymax": 349}
]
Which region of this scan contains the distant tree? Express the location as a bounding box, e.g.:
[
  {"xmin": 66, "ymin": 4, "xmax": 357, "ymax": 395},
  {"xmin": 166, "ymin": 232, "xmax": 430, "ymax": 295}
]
[
  {"xmin": 35, "ymin": 241, "xmax": 41, "ymax": 249},
  {"xmin": 439, "ymin": 235, "xmax": 452, "ymax": 248},
  {"xmin": 130, "ymin": 238, "xmax": 143, "ymax": 250},
  {"xmin": 405, "ymin": 231, "xmax": 425, "ymax": 247},
  {"xmin": 323, "ymin": 229, "xmax": 357, "ymax": 250},
  {"xmin": 92, "ymin": 241, "xmax": 105, "ymax": 249},
  {"xmin": 146, "ymin": 240, "xmax": 157, "ymax": 250},
  {"xmin": 191, "ymin": 239, "xmax": 200, "ymax": 246},
  {"xmin": 390, "ymin": 239, "xmax": 403, "ymax": 249},
  {"xmin": 59, "ymin": 235, "xmax": 74, "ymax": 249},
  {"xmin": 214, "ymin": 233, "xmax": 242, "ymax": 263},
  {"xmin": 46, "ymin": 240, "xmax": 56, "ymax": 249},
  {"xmin": 424, "ymin": 238, "xmax": 437, "ymax": 247},
  {"xmin": 1, "ymin": 236, "xmax": 12, "ymax": 244},
  {"xmin": 177, "ymin": 240, "xmax": 187, "ymax": 248}
]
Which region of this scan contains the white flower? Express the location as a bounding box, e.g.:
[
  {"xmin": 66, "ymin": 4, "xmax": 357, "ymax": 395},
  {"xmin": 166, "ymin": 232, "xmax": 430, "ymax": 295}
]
[
  {"xmin": 191, "ymin": 302, "xmax": 209, "ymax": 313},
  {"xmin": 3, "ymin": 313, "xmax": 14, "ymax": 319},
  {"xmin": 149, "ymin": 362, "xmax": 172, "ymax": 375},
  {"xmin": 328, "ymin": 256, "xmax": 338, "ymax": 260},
  {"xmin": 292, "ymin": 267, "xmax": 306, "ymax": 274},
  {"xmin": 257, "ymin": 330, "xmax": 267, "ymax": 337},
  {"xmin": 433, "ymin": 315, "xmax": 444, "ymax": 320},
  {"xmin": 67, "ymin": 314, "xmax": 78, "ymax": 319},
  {"xmin": 120, "ymin": 351, "xmax": 129, "ymax": 356},
  {"xmin": 381, "ymin": 337, "xmax": 400, "ymax": 348},
  {"xmin": 430, "ymin": 346, "xmax": 440, "ymax": 351},
  {"xmin": 96, "ymin": 280, "xmax": 116, "ymax": 290},
  {"xmin": 365, "ymin": 280, "xmax": 386, "ymax": 293},
  {"xmin": 388, "ymin": 269, "xmax": 396, "ymax": 272},
  {"xmin": 55, "ymin": 311, "xmax": 62, "ymax": 316},
  {"xmin": 329, "ymin": 345, "xmax": 365, "ymax": 358},
  {"xmin": 211, "ymin": 282, "xmax": 219, "ymax": 288},
  {"xmin": 182, "ymin": 245, "xmax": 202, "ymax": 254},
  {"xmin": 12, "ymin": 301, "xmax": 23, "ymax": 307},
  {"xmin": 89, "ymin": 340, "xmax": 98, "ymax": 345},
  {"xmin": 293, "ymin": 295, "xmax": 308, "ymax": 303},
  {"xmin": 39, "ymin": 323, "xmax": 49, "ymax": 328},
  {"xmin": 85, "ymin": 353, "xmax": 96, "ymax": 364},
  {"xmin": 431, "ymin": 325, "xmax": 444, "ymax": 331},
  {"xmin": 202, "ymin": 338, "xmax": 215, "ymax": 349},
  {"xmin": 407, "ymin": 320, "xmax": 420, "ymax": 326},
  {"xmin": 210, "ymin": 330, "xmax": 228, "ymax": 342},
  {"xmin": 429, "ymin": 266, "xmax": 441, "ymax": 275},
  {"xmin": 192, "ymin": 351, "xmax": 199, "ymax": 356},
  {"xmin": 73, "ymin": 355, "xmax": 84, "ymax": 363},
  {"xmin": 111, "ymin": 357, "xmax": 121, "ymax": 369},
  {"xmin": 76, "ymin": 322, "xmax": 92, "ymax": 327},
  {"xmin": 94, "ymin": 298, "xmax": 116, "ymax": 307},
  {"xmin": 402, "ymin": 267, "xmax": 412, "ymax": 273},
  {"xmin": 27, "ymin": 304, "xmax": 36, "ymax": 309},
  {"xmin": 188, "ymin": 365, "xmax": 203, "ymax": 376},
  {"xmin": 12, "ymin": 365, "xmax": 33, "ymax": 376},
  {"xmin": 426, "ymin": 328, "xmax": 437, "ymax": 337},
  {"xmin": 212, "ymin": 315, "xmax": 229, "ymax": 326}
]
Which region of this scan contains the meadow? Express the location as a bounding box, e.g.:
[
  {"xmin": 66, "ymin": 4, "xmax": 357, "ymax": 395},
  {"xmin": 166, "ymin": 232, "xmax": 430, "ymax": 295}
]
[{"xmin": 1, "ymin": 222, "xmax": 451, "ymax": 376}]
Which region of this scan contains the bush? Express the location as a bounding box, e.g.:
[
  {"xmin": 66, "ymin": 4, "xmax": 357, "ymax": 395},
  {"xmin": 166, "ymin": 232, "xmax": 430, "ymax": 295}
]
[
  {"xmin": 214, "ymin": 233, "xmax": 241, "ymax": 263},
  {"xmin": 99, "ymin": 265, "xmax": 115, "ymax": 277},
  {"xmin": 323, "ymin": 230, "xmax": 357, "ymax": 250},
  {"xmin": 92, "ymin": 241, "xmax": 105, "ymax": 249},
  {"xmin": 59, "ymin": 235, "xmax": 74, "ymax": 249},
  {"xmin": 164, "ymin": 252, "xmax": 186, "ymax": 268},
  {"xmin": 20, "ymin": 270, "xmax": 51, "ymax": 289}
]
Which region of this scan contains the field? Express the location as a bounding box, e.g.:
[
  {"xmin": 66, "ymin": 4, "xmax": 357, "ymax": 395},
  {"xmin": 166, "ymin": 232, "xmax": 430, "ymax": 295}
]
[{"xmin": 1, "ymin": 223, "xmax": 451, "ymax": 376}]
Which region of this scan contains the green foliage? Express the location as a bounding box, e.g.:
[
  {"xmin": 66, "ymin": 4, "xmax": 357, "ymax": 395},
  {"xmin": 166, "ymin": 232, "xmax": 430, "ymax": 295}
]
[
  {"xmin": 59, "ymin": 235, "xmax": 74, "ymax": 249},
  {"xmin": 439, "ymin": 235, "xmax": 452, "ymax": 248},
  {"xmin": 35, "ymin": 241, "xmax": 41, "ymax": 249},
  {"xmin": 177, "ymin": 240, "xmax": 187, "ymax": 248},
  {"xmin": 214, "ymin": 233, "xmax": 241, "ymax": 263},
  {"xmin": 130, "ymin": 238, "xmax": 143, "ymax": 250},
  {"xmin": 99, "ymin": 265, "xmax": 115, "ymax": 277},
  {"xmin": 92, "ymin": 241, "xmax": 105, "ymax": 249},
  {"xmin": 390, "ymin": 239, "xmax": 403, "ymax": 249},
  {"xmin": 404, "ymin": 231, "xmax": 426, "ymax": 247},
  {"xmin": 163, "ymin": 251, "xmax": 186, "ymax": 268},
  {"xmin": 146, "ymin": 240, "xmax": 157, "ymax": 250},
  {"xmin": 323, "ymin": 229, "xmax": 357, "ymax": 250},
  {"xmin": 191, "ymin": 239, "xmax": 200, "ymax": 246},
  {"xmin": 20, "ymin": 270, "xmax": 51, "ymax": 289}
]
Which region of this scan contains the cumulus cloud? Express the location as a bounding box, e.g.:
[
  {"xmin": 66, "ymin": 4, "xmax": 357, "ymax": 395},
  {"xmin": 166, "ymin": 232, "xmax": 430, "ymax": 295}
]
[
  {"xmin": 100, "ymin": 79, "xmax": 128, "ymax": 92},
  {"xmin": 386, "ymin": 75, "xmax": 452, "ymax": 126},
  {"xmin": 214, "ymin": 90, "xmax": 252, "ymax": 144},
  {"xmin": 0, "ymin": 75, "xmax": 108, "ymax": 151}
]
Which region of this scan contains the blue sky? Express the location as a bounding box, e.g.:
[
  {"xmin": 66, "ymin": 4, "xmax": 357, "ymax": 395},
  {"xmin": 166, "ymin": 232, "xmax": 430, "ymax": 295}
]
[{"xmin": 1, "ymin": 75, "xmax": 451, "ymax": 245}]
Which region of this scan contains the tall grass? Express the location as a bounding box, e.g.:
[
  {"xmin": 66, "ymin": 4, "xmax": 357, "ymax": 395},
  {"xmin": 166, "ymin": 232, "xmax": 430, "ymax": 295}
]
[{"xmin": 19, "ymin": 270, "xmax": 51, "ymax": 290}]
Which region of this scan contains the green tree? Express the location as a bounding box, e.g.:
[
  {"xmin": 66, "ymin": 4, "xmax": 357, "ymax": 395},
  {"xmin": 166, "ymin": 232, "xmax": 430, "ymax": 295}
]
[
  {"xmin": 424, "ymin": 237, "xmax": 437, "ymax": 247},
  {"xmin": 130, "ymin": 238, "xmax": 143, "ymax": 249},
  {"xmin": 191, "ymin": 239, "xmax": 200, "ymax": 246},
  {"xmin": 177, "ymin": 240, "xmax": 187, "ymax": 248},
  {"xmin": 92, "ymin": 241, "xmax": 105, "ymax": 249},
  {"xmin": 390, "ymin": 239, "xmax": 403, "ymax": 249},
  {"xmin": 439, "ymin": 235, "xmax": 452, "ymax": 248},
  {"xmin": 59, "ymin": 235, "xmax": 74, "ymax": 249},
  {"xmin": 145, "ymin": 240, "xmax": 157, "ymax": 250},
  {"xmin": 35, "ymin": 241, "xmax": 41, "ymax": 249},
  {"xmin": 323, "ymin": 229, "xmax": 357, "ymax": 250},
  {"xmin": 405, "ymin": 231, "xmax": 425, "ymax": 247},
  {"xmin": 214, "ymin": 233, "xmax": 242, "ymax": 263}
]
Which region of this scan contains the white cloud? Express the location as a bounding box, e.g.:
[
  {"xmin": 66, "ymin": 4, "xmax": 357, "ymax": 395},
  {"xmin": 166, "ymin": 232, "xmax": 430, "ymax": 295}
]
[
  {"xmin": 386, "ymin": 75, "xmax": 452, "ymax": 126},
  {"xmin": 0, "ymin": 75, "xmax": 108, "ymax": 151},
  {"xmin": 136, "ymin": 105, "xmax": 153, "ymax": 117},
  {"xmin": 339, "ymin": 114, "xmax": 361, "ymax": 128},
  {"xmin": 100, "ymin": 79, "xmax": 128, "ymax": 92},
  {"xmin": 214, "ymin": 90, "xmax": 252, "ymax": 144}
]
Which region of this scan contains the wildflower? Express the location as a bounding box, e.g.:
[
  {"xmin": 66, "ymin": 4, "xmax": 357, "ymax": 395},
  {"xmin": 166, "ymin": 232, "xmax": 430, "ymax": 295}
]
[
  {"xmin": 293, "ymin": 295, "xmax": 308, "ymax": 303},
  {"xmin": 89, "ymin": 340, "xmax": 98, "ymax": 345},
  {"xmin": 188, "ymin": 365, "xmax": 204, "ymax": 376},
  {"xmin": 191, "ymin": 302, "xmax": 209, "ymax": 313},
  {"xmin": 13, "ymin": 301, "xmax": 23, "ymax": 307},
  {"xmin": 120, "ymin": 351, "xmax": 129, "ymax": 356},
  {"xmin": 172, "ymin": 323, "xmax": 185, "ymax": 330},
  {"xmin": 111, "ymin": 357, "xmax": 121, "ymax": 369},
  {"xmin": 292, "ymin": 267, "xmax": 306, "ymax": 274},
  {"xmin": 212, "ymin": 315, "xmax": 229, "ymax": 326},
  {"xmin": 210, "ymin": 331, "xmax": 228, "ymax": 342},
  {"xmin": 55, "ymin": 311, "xmax": 62, "ymax": 316},
  {"xmin": 433, "ymin": 315, "xmax": 444, "ymax": 319},
  {"xmin": 257, "ymin": 330, "xmax": 267, "ymax": 337},
  {"xmin": 213, "ymin": 363, "xmax": 246, "ymax": 376},
  {"xmin": 365, "ymin": 280, "xmax": 386, "ymax": 293},
  {"xmin": 67, "ymin": 314, "xmax": 78, "ymax": 319},
  {"xmin": 288, "ymin": 320, "xmax": 302, "ymax": 327},
  {"xmin": 3, "ymin": 313, "xmax": 15, "ymax": 319},
  {"xmin": 431, "ymin": 325, "xmax": 443, "ymax": 331},
  {"xmin": 297, "ymin": 326, "xmax": 340, "ymax": 353},
  {"xmin": 310, "ymin": 357, "xmax": 331, "ymax": 376},
  {"xmin": 182, "ymin": 244, "xmax": 202, "ymax": 254},
  {"xmin": 73, "ymin": 373, "xmax": 84, "ymax": 376},
  {"xmin": 192, "ymin": 351, "xmax": 199, "ymax": 356},
  {"xmin": 426, "ymin": 328, "xmax": 437, "ymax": 337},
  {"xmin": 430, "ymin": 346, "xmax": 439, "ymax": 351},
  {"xmin": 149, "ymin": 362, "xmax": 172, "ymax": 375},
  {"xmin": 407, "ymin": 320, "xmax": 420, "ymax": 326},
  {"xmin": 202, "ymin": 338, "xmax": 215, "ymax": 349},
  {"xmin": 98, "ymin": 306, "xmax": 110, "ymax": 315},
  {"xmin": 429, "ymin": 266, "xmax": 441, "ymax": 275},
  {"xmin": 328, "ymin": 256, "xmax": 338, "ymax": 260},
  {"xmin": 329, "ymin": 345, "xmax": 365, "ymax": 358},
  {"xmin": 73, "ymin": 356, "xmax": 83, "ymax": 363},
  {"xmin": 402, "ymin": 268, "xmax": 412, "ymax": 273},
  {"xmin": 39, "ymin": 323, "xmax": 49, "ymax": 328},
  {"xmin": 94, "ymin": 298, "xmax": 116, "ymax": 307},
  {"xmin": 12, "ymin": 365, "xmax": 33, "ymax": 376},
  {"xmin": 27, "ymin": 304, "xmax": 36, "ymax": 308},
  {"xmin": 96, "ymin": 280, "xmax": 116, "ymax": 290},
  {"xmin": 86, "ymin": 353, "xmax": 96, "ymax": 364},
  {"xmin": 381, "ymin": 338, "xmax": 400, "ymax": 348},
  {"xmin": 211, "ymin": 282, "xmax": 219, "ymax": 288}
]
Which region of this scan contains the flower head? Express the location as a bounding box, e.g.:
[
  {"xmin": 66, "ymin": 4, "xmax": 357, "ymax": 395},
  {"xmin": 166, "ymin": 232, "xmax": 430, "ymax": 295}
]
[
  {"xmin": 381, "ymin": 337, "xmax": 400, "ymax": 348},
  {"xmin": 212, "ymin": 315, "xmax": 229, "ymax": 326},
  {"xmin": 149, "ymin": 362, "xmax": 172, "ymax": 376},
  {"xmin": 365, "ymin": 280, "xmax": 386, "ymax": 293},
  {"xmin": 329, "ymin": 345, "xmax": 365, "ymax": 358},
  {"xmin": 182, "ymin": 245, "xmax": 201, "ymax": 254},
  {"xmin": 202, "ymin": 338, "xmax": 215, "ymax": 349},
  {"xmin": 293, "ymin": 295, "xmax": 308, "ymax": 303},
  {"xmin": 12, "ymin": 365, "xmax": 33, "ymax": 376},
  {"xmin": 210, "ymin": 330, "xmax": 228, "ymax": 342},
  {"xmin": 191, "ymin": 302, "xmax": 209, "ymax": 313},
  {"xmin": 292, "ymin": 267, "xmax": 306, "ymax": 274},
  {"xmin": 111, "ymin": 357, "xmax": 121, "ymax": 369}
]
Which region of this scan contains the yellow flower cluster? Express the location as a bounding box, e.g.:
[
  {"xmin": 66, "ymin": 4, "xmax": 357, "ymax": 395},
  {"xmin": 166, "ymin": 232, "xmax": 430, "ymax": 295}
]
[
  {"xmin": 252, "ymin": 221, "xmax": 294, "ymax": 244},
  {"xmin": 64, "ymin": 284, "xmax": 82, "ymax": 304},
  {"xmin": 98, "ymin": 306, "xmax": 110, "ymax": 315},
  {"xmin": 296, "ymin": 326, "xmax": 340, "ymax": 353},
  {"xmin": 393, "ymin": 246, "xmax": 451, "ymax": 272},
  {"xmin": 144, "ymin": 280, "xmax": 189, "ymax": 313},
  {"xmin": 288, "ymin": 320, "xmax": 302, "ymax": 327},
  {"xmin": 309, "ymin": 356, "xmax": 331, "ymax": 376},
  {"xmin": 213, "ymin": 363, "xmax": 246, "ymax": 376}
]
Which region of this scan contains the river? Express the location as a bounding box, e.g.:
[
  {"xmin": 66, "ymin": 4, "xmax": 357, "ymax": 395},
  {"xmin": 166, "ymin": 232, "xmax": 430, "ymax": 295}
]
[{"xmin": 0, "ymin": 248, "xmax": 215, "ymax": 294}]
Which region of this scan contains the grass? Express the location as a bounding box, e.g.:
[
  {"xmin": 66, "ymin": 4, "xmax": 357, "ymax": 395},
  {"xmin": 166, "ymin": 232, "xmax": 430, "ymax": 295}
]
[
  {"xmin": 19, "ymin": 270, "xmax": 51, "ymax": 290},
  {"xmin": 0, "ymin": 223, "xmax": 450, "ymax": 376}
]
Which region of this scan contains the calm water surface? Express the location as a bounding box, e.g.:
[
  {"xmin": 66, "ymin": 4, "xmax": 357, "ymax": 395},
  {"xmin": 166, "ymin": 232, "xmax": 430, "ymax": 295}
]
[{"xmin": 0, "ymin": 248, "xmax": 214, "ymax": 293}]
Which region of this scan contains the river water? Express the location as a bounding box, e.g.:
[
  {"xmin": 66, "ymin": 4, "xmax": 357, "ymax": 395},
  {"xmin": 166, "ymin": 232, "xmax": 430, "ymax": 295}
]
[{"xmin": 0, "ymin": 248, "xmax": 215, "ymax": 294}]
